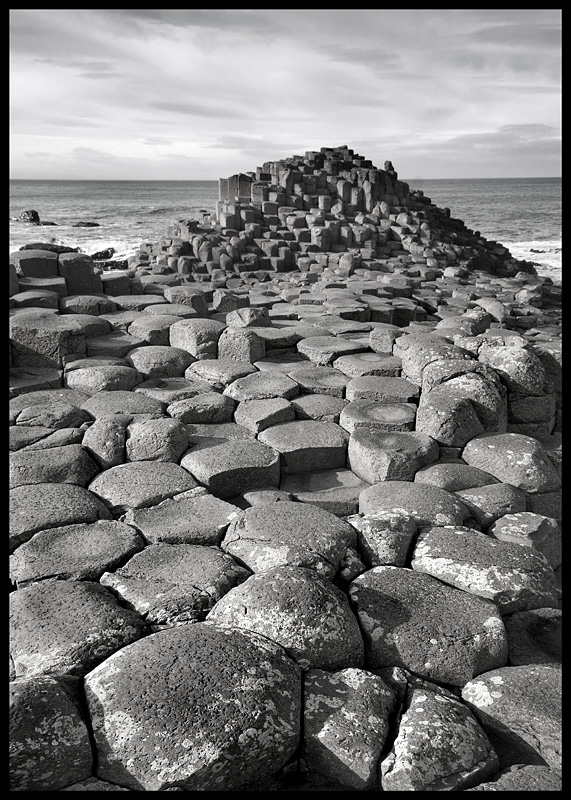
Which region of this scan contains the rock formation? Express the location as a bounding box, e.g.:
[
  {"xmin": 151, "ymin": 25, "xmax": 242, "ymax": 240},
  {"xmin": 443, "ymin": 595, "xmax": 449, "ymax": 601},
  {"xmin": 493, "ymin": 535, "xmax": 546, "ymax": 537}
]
[{"xmin": 9, "ymin": 146, "xmax": 561, "ymax": 791}]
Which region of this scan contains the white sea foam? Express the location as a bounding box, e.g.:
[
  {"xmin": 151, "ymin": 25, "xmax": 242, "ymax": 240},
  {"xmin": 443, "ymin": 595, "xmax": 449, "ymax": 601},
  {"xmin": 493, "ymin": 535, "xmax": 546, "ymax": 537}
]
[{"xmin": 502, "ymin": 239, "xmax": 562, "ymax": 281}]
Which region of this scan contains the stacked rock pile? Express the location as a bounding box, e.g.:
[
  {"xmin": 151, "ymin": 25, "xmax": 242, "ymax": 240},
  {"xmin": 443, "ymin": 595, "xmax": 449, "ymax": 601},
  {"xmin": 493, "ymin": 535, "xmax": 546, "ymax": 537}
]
[{"xmin": 9, "ymin": 148, "xmax": 562, "ymax": 792}]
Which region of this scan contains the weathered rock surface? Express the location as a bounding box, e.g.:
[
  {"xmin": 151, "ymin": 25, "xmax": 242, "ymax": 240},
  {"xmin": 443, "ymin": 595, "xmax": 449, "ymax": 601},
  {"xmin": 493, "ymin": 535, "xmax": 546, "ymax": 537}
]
[
  {"xmin": 9, "ymin": 144, "xmax": 562, "ymax": 791},
  {"xmin": 208, "ymin": 565, "xmax": 364, "ymax": 670},
  {"xmin": 221, "ymin": 502, "xmax": 356, "ymax": 579},
  {"xmin": 83, "ymin": 623, "xmax": 301, "ymax": 790},
  {"xmin": 349, "ymin": 565, "xmax": 508, "ymax": 685},
  {"xmin": 462, "ymin": 665, "xmax": 561, "ymax": 770}
]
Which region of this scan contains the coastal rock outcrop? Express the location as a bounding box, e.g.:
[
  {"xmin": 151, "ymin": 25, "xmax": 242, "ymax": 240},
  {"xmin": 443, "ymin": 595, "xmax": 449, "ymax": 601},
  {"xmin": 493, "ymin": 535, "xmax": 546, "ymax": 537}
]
[{"xmin": 9, "ymin": 145, "xmax": 561, "ymax": 791}]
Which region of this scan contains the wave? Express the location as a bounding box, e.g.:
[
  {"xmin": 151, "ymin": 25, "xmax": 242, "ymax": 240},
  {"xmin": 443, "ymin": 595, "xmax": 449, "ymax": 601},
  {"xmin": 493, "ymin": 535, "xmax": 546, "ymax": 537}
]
[{"xmin": 501, "ymin": 239, "xmax": 562, "ymax": 281}]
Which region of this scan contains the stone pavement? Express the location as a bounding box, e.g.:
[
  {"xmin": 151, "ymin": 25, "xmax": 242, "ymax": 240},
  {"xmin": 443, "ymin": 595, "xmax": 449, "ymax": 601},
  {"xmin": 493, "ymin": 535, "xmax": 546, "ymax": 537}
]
[{"xmin": 9, "ymin": 147, "xmax": 562, "ymax": 791}]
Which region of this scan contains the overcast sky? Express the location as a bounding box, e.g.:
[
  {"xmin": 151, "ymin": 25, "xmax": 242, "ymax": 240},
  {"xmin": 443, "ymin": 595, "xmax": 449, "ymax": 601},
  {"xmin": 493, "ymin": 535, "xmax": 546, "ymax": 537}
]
[{"xmin": 9, "ymin": 8, "xmax": 561, "ymax": 181}]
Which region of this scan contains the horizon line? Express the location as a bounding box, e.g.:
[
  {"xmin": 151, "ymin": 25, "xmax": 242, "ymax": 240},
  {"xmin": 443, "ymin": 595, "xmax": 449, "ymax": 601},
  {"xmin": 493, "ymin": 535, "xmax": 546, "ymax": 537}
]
[{"xmin": 9, "ymin": 175, "xmax": 562, "ymax": 183}]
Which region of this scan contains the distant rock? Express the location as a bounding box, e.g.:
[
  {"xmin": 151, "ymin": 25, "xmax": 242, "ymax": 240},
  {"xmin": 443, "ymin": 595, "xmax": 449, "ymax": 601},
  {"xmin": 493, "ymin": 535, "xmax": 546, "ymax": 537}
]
[
  {"xmin": 90, "ymin": 248, "xmax": 116, "ymax": 261},
  {"xmin": 19, "ymin": 243, "xmax": 80, "ymax": 254},
  {"xmin": 72, "ymin": 221, "xmax": 100, "ymax": 228},
  {"xmin": 19, "ymin": 210, "xmax": 40, "ymax": 224}
]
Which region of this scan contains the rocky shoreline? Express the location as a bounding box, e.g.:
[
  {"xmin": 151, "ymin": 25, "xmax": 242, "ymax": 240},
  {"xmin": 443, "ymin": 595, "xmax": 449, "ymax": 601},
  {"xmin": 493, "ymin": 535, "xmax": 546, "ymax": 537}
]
[{"xmin": 9, "ymin": 146, "xmax": 561, "ymax": 791}]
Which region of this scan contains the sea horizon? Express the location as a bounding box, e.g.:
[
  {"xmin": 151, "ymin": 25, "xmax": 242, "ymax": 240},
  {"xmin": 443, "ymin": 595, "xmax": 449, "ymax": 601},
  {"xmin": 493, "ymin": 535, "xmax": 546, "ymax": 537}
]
[
  {"xmin": 9, "ymin": 176, "xmax": 561, "ymax": 282},
  {"xmin": 10, "ymin": 176, "xmax": 562, "ymax": 182}
]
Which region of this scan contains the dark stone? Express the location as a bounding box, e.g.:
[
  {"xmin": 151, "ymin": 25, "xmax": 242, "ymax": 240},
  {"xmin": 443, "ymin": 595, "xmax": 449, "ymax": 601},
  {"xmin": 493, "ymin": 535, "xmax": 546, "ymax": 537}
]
[
  {"xmin": 72, "ymin": 221, "xmax": 100, "ymax": 228},
  {"xmin": 90, "ymin": 248, "xmax": 116, "ymax": 261},
  {"xmin": 19, "ymin": 210, "xmax": 40, "ymax": 224},
  {"xmin": 19, "ymin": 243, "xmax": 80, "ymax": 254}
]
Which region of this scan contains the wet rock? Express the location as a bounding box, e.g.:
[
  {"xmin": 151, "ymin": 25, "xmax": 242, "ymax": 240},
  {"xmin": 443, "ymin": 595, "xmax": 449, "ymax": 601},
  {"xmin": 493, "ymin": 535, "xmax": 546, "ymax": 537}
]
[
  {"xmin": 503, "ymin": 607, "xmax": 562, "ymax": 667},
  {"xmin": 18, "ymin": 209, "xmax": 40, "ymax": 223}
]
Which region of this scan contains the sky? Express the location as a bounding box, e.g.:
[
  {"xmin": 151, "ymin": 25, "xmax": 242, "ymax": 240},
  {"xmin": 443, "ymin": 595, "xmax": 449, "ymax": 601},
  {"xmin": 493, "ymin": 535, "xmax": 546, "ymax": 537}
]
[{"xmin": 9, "ymin": 8, "xmax": 562, "ymax": 181}]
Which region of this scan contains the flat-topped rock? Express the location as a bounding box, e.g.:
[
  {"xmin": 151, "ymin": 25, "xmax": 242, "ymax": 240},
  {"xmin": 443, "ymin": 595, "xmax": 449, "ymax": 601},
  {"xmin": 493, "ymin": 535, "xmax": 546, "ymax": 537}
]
[
  {"xmin": 81, "ymin": 389, "xmax": 166, "ymax": 419},
  {"xmin": 64, "ymin": 364, "xmax": 142, "ymax": 394},
  {"xmin": 297, "ymin": 335, "xmax": 369, "ymax": 365},
  {"xmin": 279, "ymin": 468, "xmax": 369, "ymax": 516},
  {"xmin": 10, "ymin": 444, "xmax": 100, "ymax": 489},
  {"xmin": 258, "ymin": 420, "xmax": 349, "ymax": 473},
  {"xmin": 122, "ymin": 488, "xmax": 238, "ymax": 545},
  {"xmin": 345, "ymin": 375, "xmax": 420, "ymax": 403},
  {"xmin": 185, "ymin": 357, "xmax": 257, "ymax": 390},
  {"xmin": 348, "ymin": 428, "xmax": 439, "ymax": 483},
  {"xmin": 291, "ymin": 392, "xmax": 348, "ymax": 423},
  {"xmin": 134, "ymin": 376, "xmax": 214, "ymax": 404},
  {"xmin": 223, "ymin": 370, "xmax": 300, "ymax": 401},
  {"xmin": 123, "ymin": 344, "xmax": 194, "ymax": 378},
  {"xmin": 167, "ymin": 391, "xmax": 236, "ymax": 424},
  {"xmin": 180, "ymin": 438, "xmax": 280, "ymax": 498},
  {"xmin": 9, "ymin": 366, "xmax": 63, "ymax": 399},
  {"xmin": 100, "ymin": 543, "xmax": 250, "ymax": 626},
  {"xmin": 10, "ymin": 520, "xmax": 145, "ymax": 587},
  {"xmin": 287, "ymin": 363, "xmax": 351, "ymax": 397},
  {"xmin": 221, "ymin": 501, "xmax": 356, "ymax": 579},
  {"xmin": 340, "ymin": 400, "xmax": 417, "ymax": 434},
  {"xmin": 332, "ymin": 351, "xmax": 403, "ymax": 377},
  {"xmin": 88, "ymin": 461, "xmax": 199, "ymax": 515}
]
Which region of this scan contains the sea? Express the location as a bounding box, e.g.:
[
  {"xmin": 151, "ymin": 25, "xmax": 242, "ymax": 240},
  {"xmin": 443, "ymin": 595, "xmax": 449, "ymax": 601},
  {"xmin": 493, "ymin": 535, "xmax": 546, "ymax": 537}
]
[{"xmin": 9, "ymin": 177, "xmax": 561, "ymax": 283}]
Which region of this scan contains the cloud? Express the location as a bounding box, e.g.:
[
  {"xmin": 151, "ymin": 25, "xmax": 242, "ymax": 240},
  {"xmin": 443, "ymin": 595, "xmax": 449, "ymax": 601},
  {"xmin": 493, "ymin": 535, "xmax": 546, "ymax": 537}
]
[
  {"xmin": 321, "ymin": 46, "xmax": 402, "ymax": 74},
  {"xmin": 148, "ymin": 101, "xmax": 246, "ymax": 120},
  {"xmin": 142, "ymin": 137, "xmax": 174, "ymax": 146},
  {"xmin": 9, "ymin": 8, "xmax": 561, "ymax": 180},
  {"xmin": 470, "ymin": 23, "xmax": 561, "ymax": 48},
  {"xmin": 35, "ymin": 58, "xmax": 116, "ymax": 74}
]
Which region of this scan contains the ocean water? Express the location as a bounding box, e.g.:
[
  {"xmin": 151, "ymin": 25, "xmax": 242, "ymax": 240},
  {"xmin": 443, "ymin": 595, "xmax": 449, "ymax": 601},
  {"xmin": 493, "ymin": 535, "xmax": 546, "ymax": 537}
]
[{"xmin": 9, "ymin": 176, "xmax": 561, "ymax": 282}]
